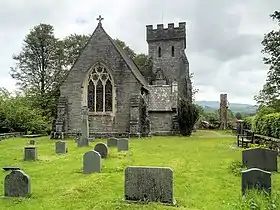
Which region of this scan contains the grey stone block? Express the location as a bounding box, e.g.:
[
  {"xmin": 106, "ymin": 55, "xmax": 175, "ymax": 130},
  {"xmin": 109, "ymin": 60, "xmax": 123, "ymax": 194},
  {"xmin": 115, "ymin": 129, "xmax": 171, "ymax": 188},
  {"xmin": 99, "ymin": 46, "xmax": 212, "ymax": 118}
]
[
  {"xmin": 242, "ymin": 148, "xmax": 277, "ymax": 172},
  {"xmin": 24, "ymin": 146, "xmax": 37, "ymax": 161},
  {"xmin": 83, "ymin": 150, "xmax": 101, "ymax": 173},
  {"xmin": 77, "ymin": 137, "xmax": 89, "ymax": 147},
  {"xmin": 117, "ymin": 138, "xmax": 129, "ymax": 152},
  {"xmin": 55, "ymin": 141, "xmax": 67, "ymax": 154},
  {"xmin": 125, "ymin": 166, "xmax": 175, "ymax": 204},
  {"xmin": 242, "ymin": 168, "xmax": 271, "ymax": 195},
  {"xmin": 29, "ymin": 140, "xmax": 36, "ymax": 145},
  {"xmin": 94, "ymin": 143, "xmax": 108, "ymax": 158},
  {"xmin": 4, "ymin": 170, "xmax": 31, "ymax": 197},
  {"xmin": 107, "ymin": 137, "xmax": 118, "ymax": 147}
]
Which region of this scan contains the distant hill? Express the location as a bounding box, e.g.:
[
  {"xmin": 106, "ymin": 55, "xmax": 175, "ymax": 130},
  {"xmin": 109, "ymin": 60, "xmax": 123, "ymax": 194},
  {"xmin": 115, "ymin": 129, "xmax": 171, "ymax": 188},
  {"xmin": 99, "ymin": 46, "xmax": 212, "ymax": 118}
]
[{"xmin": 196, "ymin": 101, "xmax": 258, "ymax": 114}]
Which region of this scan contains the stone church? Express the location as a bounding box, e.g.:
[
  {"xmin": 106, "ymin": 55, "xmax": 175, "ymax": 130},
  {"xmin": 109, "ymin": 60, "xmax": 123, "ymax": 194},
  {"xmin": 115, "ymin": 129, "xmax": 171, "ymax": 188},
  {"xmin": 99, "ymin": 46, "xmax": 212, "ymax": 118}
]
[{"xmin": 55, "ymin": 16, "xmax": 192, "ymax": 138}]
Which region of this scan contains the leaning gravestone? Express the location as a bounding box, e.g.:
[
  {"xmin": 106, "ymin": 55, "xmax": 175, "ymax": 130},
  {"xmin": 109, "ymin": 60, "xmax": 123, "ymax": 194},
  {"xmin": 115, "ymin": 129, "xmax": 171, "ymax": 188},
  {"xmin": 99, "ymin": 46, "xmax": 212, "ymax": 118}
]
[
  {"xmin": 4, "ymin": 170, "xmax": 31, "ymax": 197},
  {"xmin": 55, "ymin": 141, "xmax": 67, "ymax": 154},
  {"xmin": 117, "ymin": 138, "xmax": 129, "ymax": 152},
  {"xmin": 94, "ymin": 143, "xmax": 108, "ymax": 158},
  {"xmin": 24, "ymin": 146, "xmax": 37, "ymax": 161},
  {"xmin": 242, "ymin": 148, "xmax": 277, "ymax": 172},
  {"xmin": 83, "ymin": 150, "xmax": 101, "ymax": 173},
  {"xmin": 242, "ymin": 168, "xmax": 271, "ymax": 195},
  {"xmin": 29, "ymin": 140, "xmax": 36, "ymax": 145},
  {"xmin": 125, "ymin": 166, "xmax": 175, "ymax": 205},
  {"xmin": 107, "ymin": 137, "xmax": 118, "ymax": 147}
]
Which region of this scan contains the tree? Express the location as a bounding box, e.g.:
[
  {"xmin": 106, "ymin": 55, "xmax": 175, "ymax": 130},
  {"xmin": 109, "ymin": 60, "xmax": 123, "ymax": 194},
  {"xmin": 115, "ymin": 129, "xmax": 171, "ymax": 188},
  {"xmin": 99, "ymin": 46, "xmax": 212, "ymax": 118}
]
[
  {"xmin": 10, "ymin": 24, "xmax": 64, "ymax": 116},
  {"xmin": 255, "ymin": 11, "xmax": 280, "ymax": 107},
  {"xmin": 178, "ymin": 99, "xmax": 200, "ymax": 136},
  {"xmin": 235, "ymin": 112, "xmax": 243, "ymax": 120},
  {"xmin": 63, "ymin": 33, "xmax": 90, "ymax": 67},
  {"xmin": 10, "ymin": 24, "xmax": 89, "ymax": 118},
  {"xmin": 114, "ymin": 38, "xmax": 136, "ymax": 59}
]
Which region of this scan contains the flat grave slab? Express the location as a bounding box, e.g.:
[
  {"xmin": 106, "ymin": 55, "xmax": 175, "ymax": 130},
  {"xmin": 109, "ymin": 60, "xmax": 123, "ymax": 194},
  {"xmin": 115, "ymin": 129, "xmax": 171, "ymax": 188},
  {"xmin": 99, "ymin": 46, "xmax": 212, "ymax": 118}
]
[
  {"xmin": 3, "ymin": 166, "xmax": 21, "ymax": 171},
  {"xmin": 23, "ymin": 134, "xmax": 41, "ymax": 138}
]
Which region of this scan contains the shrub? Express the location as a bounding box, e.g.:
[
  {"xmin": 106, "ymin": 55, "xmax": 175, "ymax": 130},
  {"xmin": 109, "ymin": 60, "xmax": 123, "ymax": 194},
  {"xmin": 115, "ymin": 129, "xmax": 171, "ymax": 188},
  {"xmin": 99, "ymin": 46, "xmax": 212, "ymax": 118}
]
[
  {"xmin": 178, "ymin": 99, "xmax": 199, "ymax": 136},
  {"xmin": 0, "ymin": 92, "xmax": 48, "ymax": 134},
  {"xmin": 253, "ymin": 112, "xmax": 280, "ymax": 138},
  {"xmin": 243, "ymin": 116, "xmax": 255, "ymax": 130}
]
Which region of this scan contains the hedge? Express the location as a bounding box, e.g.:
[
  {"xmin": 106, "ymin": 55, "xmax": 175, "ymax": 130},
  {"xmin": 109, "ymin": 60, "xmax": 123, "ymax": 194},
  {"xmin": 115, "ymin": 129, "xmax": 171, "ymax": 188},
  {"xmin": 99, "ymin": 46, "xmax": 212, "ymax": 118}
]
[
  {"xmin": 243, "ymin": 116, "xmax": 255, "ymax": 130},
  {"xmin": 253, "ymin": 112, "xmax": 280, "ymax": 138}
]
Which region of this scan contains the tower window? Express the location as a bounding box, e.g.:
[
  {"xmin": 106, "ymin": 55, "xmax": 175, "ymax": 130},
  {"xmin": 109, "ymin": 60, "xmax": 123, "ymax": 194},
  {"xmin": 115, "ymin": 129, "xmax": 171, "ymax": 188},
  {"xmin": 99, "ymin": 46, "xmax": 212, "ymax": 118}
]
[
  {"xmin": 171, "ymin": 46, "xmax": 175, "ymax": 57},
  {"xmin": 158, "ymin": 47, "xmax": 161, "ymax": 58}
]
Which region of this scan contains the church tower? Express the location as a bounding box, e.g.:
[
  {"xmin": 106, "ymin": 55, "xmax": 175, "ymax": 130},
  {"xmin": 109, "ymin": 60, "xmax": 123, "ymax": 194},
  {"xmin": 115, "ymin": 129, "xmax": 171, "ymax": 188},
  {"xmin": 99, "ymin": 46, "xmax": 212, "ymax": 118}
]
[{"xmin": 146, "ymin": 22, "xmax": 191, "ymax": 101}]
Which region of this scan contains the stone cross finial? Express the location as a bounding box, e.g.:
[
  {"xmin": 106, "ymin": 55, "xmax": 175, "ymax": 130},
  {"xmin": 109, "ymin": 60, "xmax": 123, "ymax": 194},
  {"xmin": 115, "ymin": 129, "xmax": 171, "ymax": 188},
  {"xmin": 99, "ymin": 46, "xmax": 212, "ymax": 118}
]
[{"xmin": 96, "ymin": 15, "xmax": 104, "ymax": 24}]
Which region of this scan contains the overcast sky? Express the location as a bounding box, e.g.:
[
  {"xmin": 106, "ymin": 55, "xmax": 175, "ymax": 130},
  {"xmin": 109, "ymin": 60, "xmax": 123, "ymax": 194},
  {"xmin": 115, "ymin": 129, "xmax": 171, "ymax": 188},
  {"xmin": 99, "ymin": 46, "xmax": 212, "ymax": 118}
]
[{"xmin": 0, "ymin": 0, "xmax": 279, "ymax": 104}]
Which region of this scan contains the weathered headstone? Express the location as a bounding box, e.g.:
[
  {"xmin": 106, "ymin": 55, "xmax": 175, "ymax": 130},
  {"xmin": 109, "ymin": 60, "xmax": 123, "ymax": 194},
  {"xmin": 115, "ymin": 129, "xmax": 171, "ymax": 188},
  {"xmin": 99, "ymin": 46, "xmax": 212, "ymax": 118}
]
[
  {"xmin": 83, "ymin": 150, "xmax": 101, "ymax": 173},
  {"xmin": 94, "ymin": 143, "xmax": 108, "ymax": 158},
  {"xmin": 4, "ymin": 170, "xmax": 31, "ymax": 197},
  {"xmin": 117, "ymin": 138, "xmax": 129, "ymax": 152},
  {"xmin": 55, "ymin": 141, "xmax": 67, "ymax": 154},
  {"xmin": 242, "ymin": 168, "xmax": 271, "ymax": 195},
  {"xmin": 29, "ymin": 140, "xmax": 36, "ymax": 145},
  {"xmin": 24, "ymin": 146, "xmax": 37, "ymax": 161},
  {"xmin": 125, "ymin": 166, "xmax": 175, "ymax": 204},
  {"xmin": 242, "ymin": 148, "xmax": 277, "ymax": 172},
  {"xmin": 107, "ymin": 137, "xmax": 118, "ymax": 147},
  {"xmin": 78, "ymin": 107, "xmax": 89, "ymax": 147}
]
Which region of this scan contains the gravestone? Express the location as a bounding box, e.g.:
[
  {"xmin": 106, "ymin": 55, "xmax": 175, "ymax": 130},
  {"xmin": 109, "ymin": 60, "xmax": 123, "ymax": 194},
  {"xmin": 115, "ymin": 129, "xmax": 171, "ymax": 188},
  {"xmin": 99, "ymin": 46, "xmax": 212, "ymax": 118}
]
[
  {"xmin": 242, "ymin": 168, "xmax": 271, "ymax": 195},
  {"xmin": 242, "ymin": 148, "xmax": 277, "ymax": 172},
  {"xmin": 29, "ymin": 140, "xmax": 36, "ymax": 145},
  {"xmin": 125, "ymin": 166, "xmax": 175, "ymax": 205},
  {"xmin": 83, "ymin": 150, "xmax": 101, "ymax": 173},
  {"xmin": 94, "ymin": 143, "xmax": 108, "ymax": 158},
  {"xmin": 4, "ymin": 170, "xmax": 31, "ymax": 197},
  {"xmin": 78, "ymin": 107, "xmax": 89, "ymax": 147},
  {"xmin": 236, "ymin": 120, "xmax": 244, "ymax": 135},
  {"xmin": 55, "ymin": 141, "xmax": 67, "ymax": 154},
  {"xmin": 107, "ymin": 137, "xmax": 118, "ymax": 147},
  {"xmin": 24, "ymin": 146, "xmax": 37, "ymax": 161},
  {"xmin": 117, "ymin": 138, "xmax": 129, "ymax": 152}
]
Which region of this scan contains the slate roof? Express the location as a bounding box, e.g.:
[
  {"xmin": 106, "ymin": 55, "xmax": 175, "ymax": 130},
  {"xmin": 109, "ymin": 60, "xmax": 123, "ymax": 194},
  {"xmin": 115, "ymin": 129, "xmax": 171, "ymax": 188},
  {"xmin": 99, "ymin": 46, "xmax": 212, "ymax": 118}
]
[
  {"xmin": 100, "ymin": 24, "xmax": 149, "ymax": 89},
  {"xmin": 148, "ymin": 85, "xmax": 174, "ymax": 111}
]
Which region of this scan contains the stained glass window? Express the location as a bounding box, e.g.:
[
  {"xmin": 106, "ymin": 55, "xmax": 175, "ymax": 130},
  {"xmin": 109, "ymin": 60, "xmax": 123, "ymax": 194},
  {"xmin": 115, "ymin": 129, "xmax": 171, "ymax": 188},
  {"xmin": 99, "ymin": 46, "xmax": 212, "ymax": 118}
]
[
  {"xmin": 105, "ymin": 80, "xmax": 112, "ymax": 111},
  {"xmin": 96, "ymin": 80, "xmax": 103, "ymax": 112},
  {"xmin": 87, "ymin": 63, "xmax": 113, "ymax": 113},
  {"xmin": 87, "ymin": 80, "xmax": 95, "ymax": 112}
]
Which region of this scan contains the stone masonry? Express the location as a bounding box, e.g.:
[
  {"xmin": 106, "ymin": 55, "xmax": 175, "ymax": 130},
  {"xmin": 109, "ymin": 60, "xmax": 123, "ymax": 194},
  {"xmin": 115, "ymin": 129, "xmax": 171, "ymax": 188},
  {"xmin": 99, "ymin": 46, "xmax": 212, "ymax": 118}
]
[{"xmin": 55, "ymin": 17, "xmax": 191, "ymax": 138}]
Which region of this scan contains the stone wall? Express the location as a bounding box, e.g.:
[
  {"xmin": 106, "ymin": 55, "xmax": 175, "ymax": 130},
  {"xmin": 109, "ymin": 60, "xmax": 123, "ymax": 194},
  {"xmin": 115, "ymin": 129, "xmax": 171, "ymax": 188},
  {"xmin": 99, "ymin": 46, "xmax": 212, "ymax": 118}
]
[{"xmin": 149, "ymin": 112, "xmax": 175, "ymax": 135}]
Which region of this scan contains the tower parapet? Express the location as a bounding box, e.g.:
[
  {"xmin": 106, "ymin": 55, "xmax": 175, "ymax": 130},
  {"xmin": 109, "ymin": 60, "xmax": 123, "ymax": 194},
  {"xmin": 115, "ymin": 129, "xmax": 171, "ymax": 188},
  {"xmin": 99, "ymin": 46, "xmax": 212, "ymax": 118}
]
[{"xmin": 146, "ymin": 22, "xmax": 186, "ymax": 48}]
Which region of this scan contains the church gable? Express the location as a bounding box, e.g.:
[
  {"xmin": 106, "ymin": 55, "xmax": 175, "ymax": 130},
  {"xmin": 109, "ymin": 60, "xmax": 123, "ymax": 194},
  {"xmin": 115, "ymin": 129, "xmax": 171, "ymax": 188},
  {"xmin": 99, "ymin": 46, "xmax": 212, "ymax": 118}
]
[
  {"xmin": 61, "ymin": 19, "xmax": 147, "ymax": 96},
  {"xmin": 58, "ymin": 17, "xmax": 150, "ymax": 135}
]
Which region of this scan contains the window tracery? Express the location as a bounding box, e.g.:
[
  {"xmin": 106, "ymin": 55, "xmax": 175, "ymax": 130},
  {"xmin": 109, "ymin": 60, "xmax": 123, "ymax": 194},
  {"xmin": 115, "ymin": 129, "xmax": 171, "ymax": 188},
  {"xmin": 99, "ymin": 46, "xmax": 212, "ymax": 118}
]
[{"xmin": 87, "ymin": 64, "xmax": 113, "ymax": 113}]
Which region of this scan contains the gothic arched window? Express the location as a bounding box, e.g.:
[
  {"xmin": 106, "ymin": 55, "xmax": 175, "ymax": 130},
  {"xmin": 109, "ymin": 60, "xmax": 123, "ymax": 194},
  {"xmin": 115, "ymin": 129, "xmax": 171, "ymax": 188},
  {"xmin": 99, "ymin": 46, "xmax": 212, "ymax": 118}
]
[{"xmin": 87, "ymin": 64, "xmax": 113, "ymax": 113}]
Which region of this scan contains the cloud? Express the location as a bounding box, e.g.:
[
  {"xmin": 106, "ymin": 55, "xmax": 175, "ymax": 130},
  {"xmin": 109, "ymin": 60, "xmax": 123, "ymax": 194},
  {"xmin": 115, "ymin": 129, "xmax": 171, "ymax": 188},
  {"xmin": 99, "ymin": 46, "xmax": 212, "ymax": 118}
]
[{"xmin": 0, "ymin": 0, "xmax": 279, "ymax": 105}]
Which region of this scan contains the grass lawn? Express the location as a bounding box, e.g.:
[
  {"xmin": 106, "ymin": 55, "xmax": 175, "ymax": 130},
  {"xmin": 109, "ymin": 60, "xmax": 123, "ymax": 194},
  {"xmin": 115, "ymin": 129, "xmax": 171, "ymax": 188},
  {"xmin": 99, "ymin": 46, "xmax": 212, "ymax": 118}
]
[{"xmin": 0, "ymin": 130, "xmax": 280, "ymax": 210}]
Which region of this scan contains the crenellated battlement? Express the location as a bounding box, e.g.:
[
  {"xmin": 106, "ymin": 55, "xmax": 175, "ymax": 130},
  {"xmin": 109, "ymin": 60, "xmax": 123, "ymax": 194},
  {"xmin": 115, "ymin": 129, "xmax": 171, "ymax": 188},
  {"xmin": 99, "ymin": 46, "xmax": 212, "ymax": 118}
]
[{"xmin": 146, "ymin": 22, "xmax": 186, "ymax": 43}]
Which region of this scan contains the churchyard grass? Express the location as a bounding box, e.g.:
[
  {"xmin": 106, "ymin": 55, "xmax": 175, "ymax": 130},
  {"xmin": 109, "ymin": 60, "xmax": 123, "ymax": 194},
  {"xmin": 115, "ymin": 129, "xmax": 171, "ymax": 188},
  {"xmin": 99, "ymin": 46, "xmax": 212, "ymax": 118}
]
[{"xmin": 0, "ymin": 130, "xmax": 280, "ymax": 209}]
